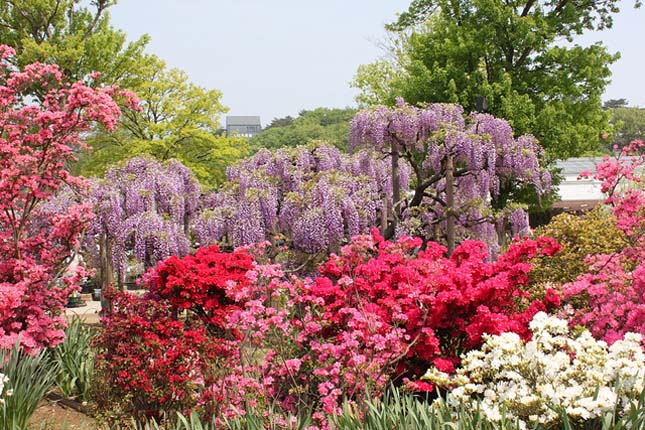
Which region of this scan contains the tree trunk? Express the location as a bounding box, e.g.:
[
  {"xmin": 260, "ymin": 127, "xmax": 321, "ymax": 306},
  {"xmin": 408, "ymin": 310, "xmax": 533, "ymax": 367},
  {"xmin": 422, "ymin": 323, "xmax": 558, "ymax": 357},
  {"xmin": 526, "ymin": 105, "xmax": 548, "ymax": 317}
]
[
  {"xmin": 446, "ymin": 155, "xmax": 455, "ymax": 256},
  {"xmin": 380, "ymin": 196, "xmax": 388, "ymax": 233},
  {"xmin": 384, "ymin": 142, "xmax": 402, "ymax": 239},
  {"xmin": 99, "ymin": 232, "xmax": 114, "ymax": 290},
  {"xmin": 106, "ymin": 236, "xmax": 115, "ymax": 289}
]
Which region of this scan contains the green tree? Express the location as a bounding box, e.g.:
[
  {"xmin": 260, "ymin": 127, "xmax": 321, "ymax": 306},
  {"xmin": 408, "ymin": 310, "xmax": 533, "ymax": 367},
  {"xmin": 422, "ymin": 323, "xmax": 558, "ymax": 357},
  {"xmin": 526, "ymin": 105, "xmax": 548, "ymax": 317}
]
[
  {"xmin": 1, "ymin": 0, "xmax": 246, "ymax": 187},
  {"xmin": 354, "ymin": 0, "xmax": 640, "ymax": 160},
  {"xmin": 603, "ymin": 98, "xmax": 629, "ymax": 110},
  {"xmin": 250, "ymin": 107, "xmax": 356, "ymax": 152},
  {"xmin": 266, "ymin": 116, "xmax": 295, "ymax": 129},
  {"xmin": 76, "ymin": 58, "xmax": 247, "ymax": 187},
  {"xmin": 609, "ymin": 106, "xmax": 645, "ymax": 148},
  {"xmin": 0, "ymin": 0, "xmax": 152, "ymax": 87}
]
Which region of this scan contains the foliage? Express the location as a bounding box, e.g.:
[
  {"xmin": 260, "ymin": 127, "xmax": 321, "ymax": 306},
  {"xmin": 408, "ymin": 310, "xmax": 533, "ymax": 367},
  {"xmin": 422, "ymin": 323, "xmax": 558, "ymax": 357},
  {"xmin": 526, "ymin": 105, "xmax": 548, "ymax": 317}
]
[
  {"xmin": 0, "ymin": 341, "xmax": 59, "ymax": 430},
  {"xmin": 424, "ymin": 312, "xmax": 645, "ymax": 429},
  {"xmin": 77, "ymin": 58, "xmax": 247, "ymax": 187},
  {"xmin": 0, "ymin": 0, "xmax": 152, "ymax": 87},
  {"xmin": 531, "ymin": 206, "xmax": 629, "ymax": 285},
  {"xmin": 249, "ymin": 107, "xmax": 357, "ymax": 152},
  {"xmin": 194, "ymin": 143, "xmax": 400, "ymax": 255},
  {"xmin": 353, "ymin": 0, "xmax": 640, "ymax": 159},
  {"xmin": 609, "ymin": 107, "xmax": 645, "ymax": 150},
  {"xmin": 332, "ymin": 389, "xmax": 522, "ymax": 430},
  {"xmin": 604, "ymin": 99, "xmax": 629, "ymax": 110},
  {"xmin": 51, "ymin": 316, "xmax": 95, "ymax": 402},
  {"xmin": 129, "ymin": 387, "xmax": 645, "ymax": 430},
  {"xmin": 131, "ymin": 390, "xmax": 522, "ymax": 430},
  {"xmin": 350, "ymin": 99, "xmax": 550, "ymax": 253},
  {"xmin": 83, "ymin": 156, "xmax": 201, "ymax": 290},
  {"xmin": 0, "ymin": 45, "xmax": 126, "ymax": 351}
]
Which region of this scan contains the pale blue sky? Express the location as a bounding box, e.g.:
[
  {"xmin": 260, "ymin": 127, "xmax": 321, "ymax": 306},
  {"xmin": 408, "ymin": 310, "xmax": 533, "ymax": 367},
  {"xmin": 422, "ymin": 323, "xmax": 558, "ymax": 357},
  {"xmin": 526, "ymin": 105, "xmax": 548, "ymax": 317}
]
[{"xmin": 110, "ymin": 1, "xmax": 645, "ymax": 127}]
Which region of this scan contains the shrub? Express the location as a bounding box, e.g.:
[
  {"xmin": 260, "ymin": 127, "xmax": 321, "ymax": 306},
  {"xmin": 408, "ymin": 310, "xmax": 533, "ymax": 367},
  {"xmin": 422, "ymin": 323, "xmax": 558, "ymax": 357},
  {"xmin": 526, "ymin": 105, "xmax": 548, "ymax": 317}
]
[
  {"xmin": 559, "ymin": 141, "xmax": 645, "ymax": 345},
  {"xmin": 93, "ymin": 292, "xmax": 224, "ymax": 424},
  {"xmin": 562, "ymin": 252, "xmax": 645, "ymax": 345},
  {"xmin": 144, "ymin": 245, "xmax": 255, "ymax": 331},
  {"xmin": 424, "ymin": 312, "xmax": 645, "ymax": 429},
  {"xmin": 531, "ymin": 206, "xmax": 629, "ymax": 285},
  {"xmin": 0, "ymin": 44, "xmax": 131, "ymax": 351}
]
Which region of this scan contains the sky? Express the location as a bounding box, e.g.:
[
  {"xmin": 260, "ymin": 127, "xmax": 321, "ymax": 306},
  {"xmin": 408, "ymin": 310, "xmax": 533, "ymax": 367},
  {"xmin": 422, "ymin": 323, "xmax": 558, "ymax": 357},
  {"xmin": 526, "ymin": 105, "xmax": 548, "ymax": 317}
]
[{"xmin": 109, "ymin": 1, "xmax": 645, "ymax": 127}]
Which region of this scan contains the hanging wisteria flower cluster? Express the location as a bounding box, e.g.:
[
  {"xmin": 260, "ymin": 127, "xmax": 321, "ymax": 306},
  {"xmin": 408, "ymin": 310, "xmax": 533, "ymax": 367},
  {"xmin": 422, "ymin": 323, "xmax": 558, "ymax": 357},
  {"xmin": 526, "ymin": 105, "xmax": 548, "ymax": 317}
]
[
  {"xmin": 84, "ymin": 156, "xmax": 202, "ymax": 284},
  {"xmin": 350, "ymin": 99, "xmax": 551, "ymax": 252},
  {"xmin": 195, "ymin": 143, "xmax": 409, "ymax": 253}
]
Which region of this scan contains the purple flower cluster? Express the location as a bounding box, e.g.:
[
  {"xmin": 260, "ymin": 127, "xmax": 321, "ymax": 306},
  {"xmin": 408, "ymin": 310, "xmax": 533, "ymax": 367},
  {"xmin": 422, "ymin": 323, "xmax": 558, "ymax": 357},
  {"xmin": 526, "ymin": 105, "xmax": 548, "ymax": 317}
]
[
  {"xmin": 84, "ymin": 156, "xmax": 201, "ymax": 279},
  {"xmin": 351, "ymin": 100, "xmax": 550, "ymax": 250},
  {"xmin": 195, "ymin": 144, "xmax": 389, "ymax": 253}
]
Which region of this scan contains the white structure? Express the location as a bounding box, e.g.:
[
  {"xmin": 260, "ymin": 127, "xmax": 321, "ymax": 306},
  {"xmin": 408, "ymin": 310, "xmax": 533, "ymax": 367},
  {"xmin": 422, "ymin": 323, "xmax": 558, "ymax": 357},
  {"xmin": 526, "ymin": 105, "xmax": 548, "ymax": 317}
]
[
  {"xmin": 553, "ymin": 158, "xmax": 605, "ymax": 210},
  {"xmin": 553, "ymin": 156, "xmax": 642, "ymax": 211}
]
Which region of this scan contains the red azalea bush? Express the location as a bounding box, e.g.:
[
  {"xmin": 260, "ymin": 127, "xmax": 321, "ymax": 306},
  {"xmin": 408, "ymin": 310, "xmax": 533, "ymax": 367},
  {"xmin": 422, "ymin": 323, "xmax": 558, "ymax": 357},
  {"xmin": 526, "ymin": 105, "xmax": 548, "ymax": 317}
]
[
  {"xmin": 143, "ymin": 245, "xmax": 255, "ymax": 330},
  {"xmin": 93, "ymin": 291, "xmax": 229, "ymax": 422},
  {"xmin": 95, "ymin": 245, "xmax": 262, "ymax": 422},
  {"xmin": 0, "ymin": 45, "xmax": 132, "ymax": 351}
]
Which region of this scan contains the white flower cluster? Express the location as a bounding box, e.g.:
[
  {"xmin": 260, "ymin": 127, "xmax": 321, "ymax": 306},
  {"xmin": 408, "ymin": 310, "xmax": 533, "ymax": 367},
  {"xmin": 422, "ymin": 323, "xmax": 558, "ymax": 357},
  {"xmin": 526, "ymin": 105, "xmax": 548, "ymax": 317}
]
[
  {"xmin": 0, "ymin": 373, "xmax": 8, "ymax": 406},
  {"xmin": 424, "ymin": 312, "xmax": 645, "ymax": 429}
]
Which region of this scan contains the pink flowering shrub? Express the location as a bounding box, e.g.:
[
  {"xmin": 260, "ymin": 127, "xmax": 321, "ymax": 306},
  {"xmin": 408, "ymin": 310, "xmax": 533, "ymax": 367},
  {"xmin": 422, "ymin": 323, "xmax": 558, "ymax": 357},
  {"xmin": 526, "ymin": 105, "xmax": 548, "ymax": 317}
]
[
  {"xmin": 95, "ymin": 231, "xmax": 561, "ymax": 425},
  {"xmin": 563, "ymin": 140, "xmax": 645, "ymax": 345},
  {"xmin": 0, "ymin": 45, "xmax": 132, "ymax": 351},
  {"xmin": 591, "ymin": 140, "xmax": 645, "ymax": 238},
  {"xmin": 260, "ymin": 230, "xmax": 561, "ymax": 400}
]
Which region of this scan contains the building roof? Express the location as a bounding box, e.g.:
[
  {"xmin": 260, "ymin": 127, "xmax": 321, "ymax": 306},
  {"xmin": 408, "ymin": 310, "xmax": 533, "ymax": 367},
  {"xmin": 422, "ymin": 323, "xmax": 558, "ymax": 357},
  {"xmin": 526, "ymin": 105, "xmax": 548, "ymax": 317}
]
[
  {"xmin": 554, "ymin": 156, "xmax": 642, "ymax": 176},
  {"xmin": 226, "ymin": 116, "xmax": 261, "ymax": 126},
  {"xmin": 554, "ymin": 157, "xmax": 604, "ymax": 176}
]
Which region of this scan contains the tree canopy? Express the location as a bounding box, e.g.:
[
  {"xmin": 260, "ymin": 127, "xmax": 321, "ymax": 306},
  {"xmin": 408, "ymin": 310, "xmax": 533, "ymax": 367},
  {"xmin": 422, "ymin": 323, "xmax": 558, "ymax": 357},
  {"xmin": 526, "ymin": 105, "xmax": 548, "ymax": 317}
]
[
  {"xmin": 0, "ymin": 0, "xmax": 153, "ymax": 87},
  {"xmin": 353, "ymin": 0, "xmax": 640, "ymax": 160},
  {"xmin": 249, "ymin": 107, "xmax": 356, "ymax": 152},
  {"xmin": 75, "ymin": 57, "xmax": 247, "ymax": 187},
  {"xmin": 1, "ymin": 0, "xmax": 246, "ymax": 187},
  {"xmin": 609, "ymin": 106, "xmax": 645, "ymax": 149}
]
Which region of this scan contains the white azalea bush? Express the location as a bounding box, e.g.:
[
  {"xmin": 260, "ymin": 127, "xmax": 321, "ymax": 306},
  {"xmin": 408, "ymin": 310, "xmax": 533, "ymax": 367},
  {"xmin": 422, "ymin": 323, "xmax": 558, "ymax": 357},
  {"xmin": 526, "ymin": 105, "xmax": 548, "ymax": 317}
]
[
  {"xmin": 423, "ymin": 312, "xmax": 645, "ymax": 429},
  {"xmin": 0, "ymin": 373, "xmax": 7, "ymax": 406}
]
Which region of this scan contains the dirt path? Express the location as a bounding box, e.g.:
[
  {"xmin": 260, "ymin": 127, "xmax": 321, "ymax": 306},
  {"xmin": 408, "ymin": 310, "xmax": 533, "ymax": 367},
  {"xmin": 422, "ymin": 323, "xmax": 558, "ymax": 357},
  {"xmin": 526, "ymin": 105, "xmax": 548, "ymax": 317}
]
[{"xmin": 30, "ymin": 400, "xmax": 96, "ymax": 430}]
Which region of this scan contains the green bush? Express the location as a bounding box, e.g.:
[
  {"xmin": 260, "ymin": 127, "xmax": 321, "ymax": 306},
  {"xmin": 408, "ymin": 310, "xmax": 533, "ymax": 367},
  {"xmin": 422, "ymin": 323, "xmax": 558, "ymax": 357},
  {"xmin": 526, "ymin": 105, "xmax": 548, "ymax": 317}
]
[
  {"xmin": 531, "ymin": 206, "xmax": 629, "ymax": 286},
  {"xmin": 0, "ymin": 341, "xmax": 59, "ymax": 430}
]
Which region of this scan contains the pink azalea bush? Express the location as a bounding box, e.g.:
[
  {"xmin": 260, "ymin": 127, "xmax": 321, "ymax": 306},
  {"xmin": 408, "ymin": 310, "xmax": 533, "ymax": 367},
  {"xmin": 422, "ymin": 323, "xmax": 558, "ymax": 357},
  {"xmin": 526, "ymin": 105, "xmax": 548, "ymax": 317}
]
[
  {"xmin": 0, "ymin": 45, "xmax": 134, "ymax": 351},
  {"xmin": 562, "ymin": 140, "xmax": 645, "ymax": 345}
]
